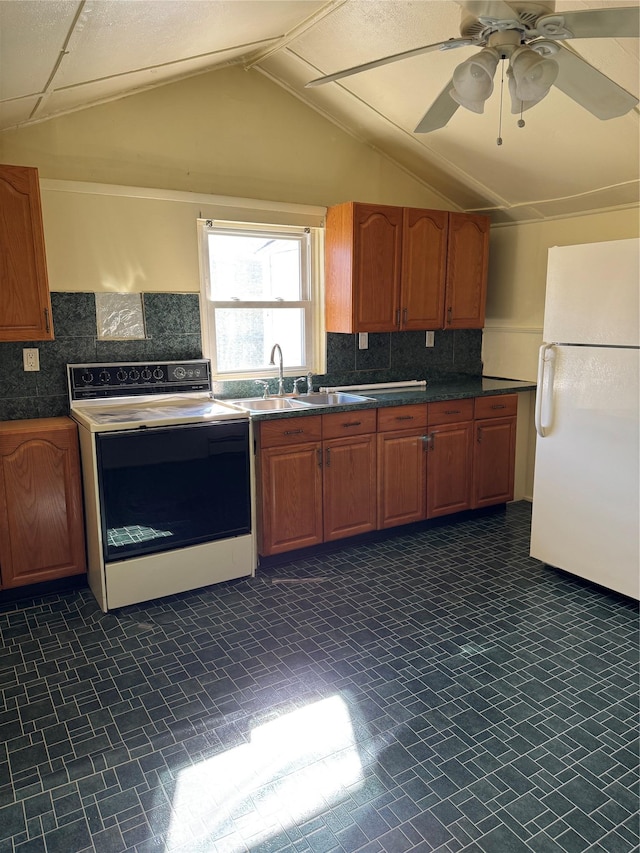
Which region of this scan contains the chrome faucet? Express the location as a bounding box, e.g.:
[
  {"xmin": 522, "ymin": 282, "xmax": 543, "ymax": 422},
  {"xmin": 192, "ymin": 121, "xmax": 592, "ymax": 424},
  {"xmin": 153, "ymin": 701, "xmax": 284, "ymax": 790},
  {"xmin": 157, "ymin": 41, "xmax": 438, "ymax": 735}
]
[{"xmin": 269, "ymin": 343, "xmax": 285, "ymax": 396}]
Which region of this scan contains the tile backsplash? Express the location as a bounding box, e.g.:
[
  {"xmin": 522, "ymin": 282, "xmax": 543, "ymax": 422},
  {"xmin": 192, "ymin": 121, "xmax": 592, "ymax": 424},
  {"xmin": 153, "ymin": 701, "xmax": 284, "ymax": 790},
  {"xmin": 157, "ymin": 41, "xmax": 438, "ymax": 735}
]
[{"xmin": 0, "ymin": 293, "xmax": 482, "ymax": 420}]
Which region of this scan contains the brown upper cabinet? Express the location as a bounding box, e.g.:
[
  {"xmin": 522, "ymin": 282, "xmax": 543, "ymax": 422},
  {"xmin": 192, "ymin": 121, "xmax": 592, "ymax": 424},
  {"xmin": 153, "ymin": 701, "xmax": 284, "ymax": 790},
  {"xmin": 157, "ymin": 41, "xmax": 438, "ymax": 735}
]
[
  {"xmin": 0, "ymin": 164, "xmax": 54, "ymax": 341},
  {"xmin": 325, "ymin": 201, "xmax": 489, "ymax": 333}
]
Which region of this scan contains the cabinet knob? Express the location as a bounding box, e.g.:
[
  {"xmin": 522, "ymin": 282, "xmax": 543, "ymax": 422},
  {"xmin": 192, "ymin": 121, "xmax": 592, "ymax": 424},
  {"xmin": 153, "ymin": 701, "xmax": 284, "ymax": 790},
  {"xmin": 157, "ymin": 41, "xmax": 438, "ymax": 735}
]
[{"xmin": 446, "ymin": 306, "xmax": 452, "ymax": 325}]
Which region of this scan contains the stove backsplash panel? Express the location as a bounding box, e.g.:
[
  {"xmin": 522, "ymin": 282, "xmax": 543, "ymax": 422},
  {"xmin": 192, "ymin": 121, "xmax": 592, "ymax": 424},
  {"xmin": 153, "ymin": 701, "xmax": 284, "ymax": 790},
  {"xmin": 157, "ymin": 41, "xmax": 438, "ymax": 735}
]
[{"xmin": 0, "ymin": 292, "xmax": 482, "ymax": 420}]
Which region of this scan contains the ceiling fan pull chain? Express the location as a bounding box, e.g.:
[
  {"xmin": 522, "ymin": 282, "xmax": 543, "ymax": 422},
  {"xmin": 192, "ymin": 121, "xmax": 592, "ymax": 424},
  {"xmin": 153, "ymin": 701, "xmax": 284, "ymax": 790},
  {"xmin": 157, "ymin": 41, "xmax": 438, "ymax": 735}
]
[
  {"xmin": 497, "ymin": 55, "xmax": 506, "ymax": 146},
  {"xmin": 518, "ymin": 103, "xmax": 525, "ymax": 129}
]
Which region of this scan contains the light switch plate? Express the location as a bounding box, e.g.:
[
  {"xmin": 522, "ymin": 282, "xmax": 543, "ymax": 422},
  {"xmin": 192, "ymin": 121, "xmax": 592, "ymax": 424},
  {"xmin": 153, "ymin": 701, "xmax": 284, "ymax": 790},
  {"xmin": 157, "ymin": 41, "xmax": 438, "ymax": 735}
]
[
  {"xmin": 425, "ymin": 331, "xmax": 435, "ymax": 348},
  {"xmin": 358, "ymin": 332, "xmax": 369, "ymax": 350}
]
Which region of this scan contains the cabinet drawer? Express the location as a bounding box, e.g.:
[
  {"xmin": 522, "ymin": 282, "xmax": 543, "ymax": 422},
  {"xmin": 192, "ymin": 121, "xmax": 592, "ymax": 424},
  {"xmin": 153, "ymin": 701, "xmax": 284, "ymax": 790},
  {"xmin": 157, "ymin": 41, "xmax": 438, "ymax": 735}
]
[
  {"xmin": 377, "ymin": 404, "xmax": 427, "ymax": 432},
  {"xmin": 428, "ymin": 398, "xmax": 473, "ymax": 425},
  {"xmin": 322, "ymin": 408, "xmax": 377, "ymax": 440},
  {"xmin": 474, "ymin": 394, "xmax": 518, "ymax": 420},
  {"xmin": 259, "ymin": 415, "xmax": 323, "ymax": 448}
]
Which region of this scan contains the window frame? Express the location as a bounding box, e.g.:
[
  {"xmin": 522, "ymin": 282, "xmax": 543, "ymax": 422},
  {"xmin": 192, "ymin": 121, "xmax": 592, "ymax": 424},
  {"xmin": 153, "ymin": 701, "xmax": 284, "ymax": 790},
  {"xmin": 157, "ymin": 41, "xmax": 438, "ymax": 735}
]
[{"xmin": 198, "ymin": 218, "xmax": 325, "ymax": 382}]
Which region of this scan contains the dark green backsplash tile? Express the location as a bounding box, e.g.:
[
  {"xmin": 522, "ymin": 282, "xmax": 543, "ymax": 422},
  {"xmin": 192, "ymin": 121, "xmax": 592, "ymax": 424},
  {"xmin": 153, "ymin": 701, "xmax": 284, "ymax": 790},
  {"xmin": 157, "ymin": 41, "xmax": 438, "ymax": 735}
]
[
  {"xmin": 355, "ymin": 333, "xmax": 390, "ymax": 371},
  {"xmin": 95, "ymin": 339, "xmax": 155, "ymax": 363},
  {"xmin": 37, "ymin": 396, "xmax": 70, "ymax": 418},
  {"xmin": 326, "ymin": 333, "xmax": 356, "ymax": 372},
  {"xmin": 38, "ymin": 337, "xmax": 98, "ymax": 398},
  {"xmin": 143, "ymin": 294, "xmax": 201, "ymax": 337},
  {"xmin": 0, "ymin": 397, "xmax": 41, "ymax": 421},
  {"xmin": 146, "ymin": 334, "xmax": 202, "ymax": 362},
  {"xmin": 452, "ymin": 329, "xmax": 484, "ymax": 375},
  {"xmin": 51, "ymin": 293, "xmax": 96, "ymax": 338}
]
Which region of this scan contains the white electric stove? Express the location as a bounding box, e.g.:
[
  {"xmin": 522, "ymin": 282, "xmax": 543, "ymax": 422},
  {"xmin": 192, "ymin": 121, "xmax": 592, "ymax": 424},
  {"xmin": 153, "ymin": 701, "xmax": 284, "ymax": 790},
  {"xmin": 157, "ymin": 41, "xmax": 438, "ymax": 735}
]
[{"xmin": 68, "ymin": 359, "xmax": 255, "ymax": 612}]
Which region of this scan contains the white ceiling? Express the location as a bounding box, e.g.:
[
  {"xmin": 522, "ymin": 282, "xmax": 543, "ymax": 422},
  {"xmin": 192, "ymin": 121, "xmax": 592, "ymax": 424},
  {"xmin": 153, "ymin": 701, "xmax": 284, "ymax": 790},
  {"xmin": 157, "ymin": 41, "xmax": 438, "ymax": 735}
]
[{"xmin": 1, "ymin": 0, "xmax": 638, "ymax": 223}]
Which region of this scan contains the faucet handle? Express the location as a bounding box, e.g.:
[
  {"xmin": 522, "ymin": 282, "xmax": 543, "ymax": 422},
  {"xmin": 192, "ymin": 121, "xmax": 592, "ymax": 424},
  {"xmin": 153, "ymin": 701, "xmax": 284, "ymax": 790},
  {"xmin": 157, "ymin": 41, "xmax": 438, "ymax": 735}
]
[
  {"xmin": 254, "ymin": 379, "xmax": 270, "ymax": 399},
  {"xmin": 293, "ymin": 377, "xmax": 306, "ymax": 396},
  {"xmin": 306, "ymin": 372, "xmax": 314, "ymax": 394}
]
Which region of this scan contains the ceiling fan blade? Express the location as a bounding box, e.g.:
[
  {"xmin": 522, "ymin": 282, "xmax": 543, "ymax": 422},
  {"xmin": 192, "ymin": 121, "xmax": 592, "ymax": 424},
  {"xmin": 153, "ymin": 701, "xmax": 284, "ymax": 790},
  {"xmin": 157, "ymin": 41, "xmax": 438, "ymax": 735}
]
[
  {"xmin": 305, "ymin": 39, "xmax": 475, "ymax": 88},
  {"xmin": 414, "ymin": 80, "xmax": 460, "ymax": 133},
  {"xmin": 536, "ymin": 6, "xmax": 640, "ymax": 39},
  {"xmin": 550, "ymin": 42, "xmax": 639, "ymax": 119}
]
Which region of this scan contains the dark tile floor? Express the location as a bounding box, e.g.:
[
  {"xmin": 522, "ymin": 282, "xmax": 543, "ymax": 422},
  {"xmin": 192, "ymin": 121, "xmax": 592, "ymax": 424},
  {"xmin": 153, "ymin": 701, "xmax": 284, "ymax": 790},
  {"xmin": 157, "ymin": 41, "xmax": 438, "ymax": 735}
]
[{"xmin": 0, "ymin": 502, "xmax": 638, "ymax": 853}]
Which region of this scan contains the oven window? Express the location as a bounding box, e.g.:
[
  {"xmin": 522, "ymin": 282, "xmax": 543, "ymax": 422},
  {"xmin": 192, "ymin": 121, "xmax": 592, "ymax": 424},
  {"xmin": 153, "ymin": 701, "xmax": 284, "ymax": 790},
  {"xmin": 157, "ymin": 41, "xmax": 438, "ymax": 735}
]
[{"xmin": 96, "ymin": 421, "xmax": 251, "ymax": 562}]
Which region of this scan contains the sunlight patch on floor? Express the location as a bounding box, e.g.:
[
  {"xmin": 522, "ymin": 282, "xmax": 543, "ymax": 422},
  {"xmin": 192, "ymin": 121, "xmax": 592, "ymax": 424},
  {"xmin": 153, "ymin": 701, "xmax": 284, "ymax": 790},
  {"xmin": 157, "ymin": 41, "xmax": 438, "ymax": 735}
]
[{"xmin": 166, "ymin": 695, "xmax": 363, "ymax": 850}]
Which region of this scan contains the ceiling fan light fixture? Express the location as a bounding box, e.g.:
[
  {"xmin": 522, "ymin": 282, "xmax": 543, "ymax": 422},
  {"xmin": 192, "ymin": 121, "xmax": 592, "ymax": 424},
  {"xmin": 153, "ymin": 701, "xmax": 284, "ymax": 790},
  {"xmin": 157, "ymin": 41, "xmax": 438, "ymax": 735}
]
[
  {"xmin": 510, "ymin": 46, "xmax": 559, "ymax": 105},
  {"xmin": 450, "ymin": 46, "xmax": 500, "ymax": 113}
]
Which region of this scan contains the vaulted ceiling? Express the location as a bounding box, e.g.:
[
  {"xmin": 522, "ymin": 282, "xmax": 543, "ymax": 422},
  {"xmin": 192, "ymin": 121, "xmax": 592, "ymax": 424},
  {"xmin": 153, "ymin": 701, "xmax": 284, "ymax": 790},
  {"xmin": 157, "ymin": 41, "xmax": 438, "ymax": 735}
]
[{"xmin": 1, "ymin": 0, "xmax": 638, "ymax": 222}]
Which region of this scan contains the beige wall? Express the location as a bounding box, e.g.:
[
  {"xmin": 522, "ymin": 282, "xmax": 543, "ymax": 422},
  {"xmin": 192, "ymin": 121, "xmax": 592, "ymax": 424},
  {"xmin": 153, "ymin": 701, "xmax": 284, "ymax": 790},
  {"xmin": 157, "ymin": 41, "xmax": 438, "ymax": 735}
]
[{"xmin": 0, "ymin": 66, "xmax": 449, "ymax": 210}]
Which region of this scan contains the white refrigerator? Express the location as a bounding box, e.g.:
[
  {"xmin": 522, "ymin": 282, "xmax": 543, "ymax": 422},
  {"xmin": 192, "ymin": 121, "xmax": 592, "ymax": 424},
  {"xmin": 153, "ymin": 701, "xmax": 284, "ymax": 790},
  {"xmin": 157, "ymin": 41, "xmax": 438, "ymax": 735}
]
[{"xmin": 530, "ymin": 238, "xmax": 640, "ymax": 600}]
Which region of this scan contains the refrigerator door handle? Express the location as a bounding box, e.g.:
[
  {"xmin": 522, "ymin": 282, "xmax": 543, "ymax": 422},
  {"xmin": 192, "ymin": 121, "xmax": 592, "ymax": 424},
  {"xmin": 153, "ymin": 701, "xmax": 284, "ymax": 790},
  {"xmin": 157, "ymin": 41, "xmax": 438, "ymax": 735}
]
[{"xmin": 535, "ymin": 343, "xmax": 556, "ymax": 437}]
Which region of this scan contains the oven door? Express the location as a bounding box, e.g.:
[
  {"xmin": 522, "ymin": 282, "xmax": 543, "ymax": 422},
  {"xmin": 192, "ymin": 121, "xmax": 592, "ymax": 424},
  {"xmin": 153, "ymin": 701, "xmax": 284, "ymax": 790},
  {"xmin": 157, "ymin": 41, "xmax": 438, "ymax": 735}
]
[{"xmin": 95, "ymin": 420, "xmax": 251, "ymax": 562}]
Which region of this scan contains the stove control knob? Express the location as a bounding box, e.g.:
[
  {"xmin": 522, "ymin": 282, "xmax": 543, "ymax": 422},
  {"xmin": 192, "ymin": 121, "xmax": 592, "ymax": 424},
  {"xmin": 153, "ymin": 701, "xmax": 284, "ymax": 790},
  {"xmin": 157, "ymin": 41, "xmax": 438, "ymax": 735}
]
[
  {"xmin": 129, "ymin": 368, "xmax": 140, "ymax": 380},
  {"xmin": 99, "ymin": 370, "xmax": 110, "ymax": 384},
  {"xmin": 116, "ymin": 369, "xmax": 127, "ymax": 382},
  {"xmin": 173, "ymin": 366, "xmax": 187, "ymax": 380},
  {"xmin": 81, "ymin": 371, "xmax": 93, "ymax": 384},
  {"xmin": 153, "ymin": 367, "xmax": 164, "ymax": 380},
  {"xmin": 141, "ymin": 368, "xmax": 152, "ymax": 380}
]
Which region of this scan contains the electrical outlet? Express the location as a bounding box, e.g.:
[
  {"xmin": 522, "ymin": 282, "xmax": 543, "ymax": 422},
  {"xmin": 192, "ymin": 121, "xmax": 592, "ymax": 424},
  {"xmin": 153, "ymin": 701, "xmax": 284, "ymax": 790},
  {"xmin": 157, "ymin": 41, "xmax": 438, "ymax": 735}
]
[
  {"xmin": 358, "ymin": 332, "xmax": 369, "ymax": 350},
  {"xmin": 23, "ymin": 348, "xmax": 40, "ymax": 371},
  {"xmin": 425, "ymin": 331, "xmax": 435, "ymax": 348}
]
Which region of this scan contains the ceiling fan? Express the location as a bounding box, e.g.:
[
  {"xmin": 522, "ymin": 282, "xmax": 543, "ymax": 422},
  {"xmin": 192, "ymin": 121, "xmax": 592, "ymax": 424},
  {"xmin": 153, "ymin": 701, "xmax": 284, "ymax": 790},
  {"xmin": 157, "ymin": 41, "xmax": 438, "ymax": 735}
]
[{"xmin": 305, "ymin": 1, "xmax": 640, "ymax": 133}]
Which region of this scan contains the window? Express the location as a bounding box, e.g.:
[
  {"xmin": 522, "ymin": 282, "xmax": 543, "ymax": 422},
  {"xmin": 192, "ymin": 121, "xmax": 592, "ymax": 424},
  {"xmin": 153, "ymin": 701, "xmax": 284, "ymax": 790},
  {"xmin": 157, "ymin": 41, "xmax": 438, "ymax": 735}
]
[{"xmin": 198, "ymin": 219, "xmax": 324, "ymax": 380}]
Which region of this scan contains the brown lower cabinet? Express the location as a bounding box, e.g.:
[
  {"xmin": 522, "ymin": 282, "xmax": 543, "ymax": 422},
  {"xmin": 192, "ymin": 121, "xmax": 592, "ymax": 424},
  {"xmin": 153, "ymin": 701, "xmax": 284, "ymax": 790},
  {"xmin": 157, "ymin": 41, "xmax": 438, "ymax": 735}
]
[
  {"xmin": 257, "ymin": 410, "xmax": 377, "ymax": 556},
  {"xmin": 0, "ymin": 417, "xmax": 87, "ymax": 588},
  {"xmin": 257, "ymin": 394, "xmax": 518, "ymax": 557},
  {"xmin": 473, "ymin": 395, "xmax": 518, "ymax": 507}
]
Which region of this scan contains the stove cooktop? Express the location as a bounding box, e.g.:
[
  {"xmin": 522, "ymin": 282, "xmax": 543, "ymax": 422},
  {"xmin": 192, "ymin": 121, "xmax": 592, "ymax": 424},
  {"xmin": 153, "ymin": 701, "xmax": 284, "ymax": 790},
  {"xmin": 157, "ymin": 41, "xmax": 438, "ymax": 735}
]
[{"xmin": 67, "ymin": 360, "xmax": 246, "ymax": 431}]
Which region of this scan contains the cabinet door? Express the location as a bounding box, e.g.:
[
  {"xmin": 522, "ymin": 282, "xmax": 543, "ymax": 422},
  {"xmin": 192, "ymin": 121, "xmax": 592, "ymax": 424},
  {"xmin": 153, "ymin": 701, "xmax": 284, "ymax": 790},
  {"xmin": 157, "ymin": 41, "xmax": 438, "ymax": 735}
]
[
  {"xmin": 259, "ymin": 442, "xmax": 323, "ymax": 556},
  {"xmin": 472, "ymin": 417, "xmax": 516, "ymax": 508},
  {"xmin": 0, "ymin": 165, "xmax": 54, "ymax": 342},
  {"xmin": 401, "ymin": 208, "xmax": 448, "ymax": 330},
  {"xmin": 377, "ymin": 431, "xmax": 427, "ymax": 529},
  {"xmin": 444, "ymin": 212, "xmax": 490, "ymax": 330},
  {"xmin": 426, "ymin": 422, "xmax": 473, "ymax": 518},
  {"xmin": 323, "ymin": 434, "xmax": 377, "ymax": 542},
  {"xmin": 0, "ymin": 420, "xmax": 86, "ymax": 588},
  {"xmin": 353, "ymin": 204, "xmax": 403, "ymax": 332}
]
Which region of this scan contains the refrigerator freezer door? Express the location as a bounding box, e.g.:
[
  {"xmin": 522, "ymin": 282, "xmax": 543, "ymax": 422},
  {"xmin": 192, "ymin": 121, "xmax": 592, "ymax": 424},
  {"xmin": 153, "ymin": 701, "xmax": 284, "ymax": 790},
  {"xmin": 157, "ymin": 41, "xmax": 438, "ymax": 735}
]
[
  {"xmin": 544, "ymin": 239, "xmax": 639, "ymax": 346},
  {"xmin": 531, "ymin": 344, "xmax": 639, "ymax": 599}
]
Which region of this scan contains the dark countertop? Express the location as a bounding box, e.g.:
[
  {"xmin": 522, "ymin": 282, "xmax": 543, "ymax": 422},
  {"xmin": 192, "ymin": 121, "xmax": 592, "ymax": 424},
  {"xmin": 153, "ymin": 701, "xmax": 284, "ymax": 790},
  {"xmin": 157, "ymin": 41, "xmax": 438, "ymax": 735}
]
[{"xmin": 238, "ymin": 376, "xmax": 536, "ymax": 421}]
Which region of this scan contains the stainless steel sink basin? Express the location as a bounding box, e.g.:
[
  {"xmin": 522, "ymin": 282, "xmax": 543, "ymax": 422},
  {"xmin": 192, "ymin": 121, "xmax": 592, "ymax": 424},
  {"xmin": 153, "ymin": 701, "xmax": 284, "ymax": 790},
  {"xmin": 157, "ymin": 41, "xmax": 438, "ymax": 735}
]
[
  {"xmin": 295, "ymin": 392, "xmax": 375, "ymax": 406},
  {"xmin": 228, "ymin": 397, "xmax": 314, "ymax": 412}
]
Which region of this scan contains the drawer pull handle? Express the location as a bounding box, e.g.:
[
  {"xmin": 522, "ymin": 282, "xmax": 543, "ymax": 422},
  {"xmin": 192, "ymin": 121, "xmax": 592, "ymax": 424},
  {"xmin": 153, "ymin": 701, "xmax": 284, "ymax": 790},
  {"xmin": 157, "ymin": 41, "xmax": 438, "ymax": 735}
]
[
  {"xmin": 342, "ymin": 421, "xmax": 361, "ymax": 428},
  {"xmin": 317, "ymin": 448, "xmax": 322, "ymax": 468},
  {"xmin": 326, "ymin": 448, "xmax": 331, "ymax": 467},
  {"xmin": 444, "ymin": 409, "xmax": 461, "ymax": 415},
  {"xmin": 44, "ymin": 308, "xmax": 51, "ymax": 333},
  {"xmin": 477, "ymin": 427, "xmax": 483, "ymax": 443},
  {"xmin": 396, "ymin": 415, "xmax": 414, "ymax": 421},
  {"xmin": 284, "ymin": 428, "xmax": 304, "ymax": 436},
  {"xmin": 491, "ymin": 403, "xmax": 506, "ymax": 409}
]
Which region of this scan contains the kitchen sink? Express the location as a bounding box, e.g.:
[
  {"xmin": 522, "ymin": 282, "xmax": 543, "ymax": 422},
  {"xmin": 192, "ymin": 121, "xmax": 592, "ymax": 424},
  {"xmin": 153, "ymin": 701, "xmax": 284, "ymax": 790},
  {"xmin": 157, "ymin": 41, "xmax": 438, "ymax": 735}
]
[
  {"xmin": 295, "ymin": 392, "xmax": 375, "ymax": 406},
  {"xmin": 228, "ymin": 397, "xmax": 314, "ymax": 412}
]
